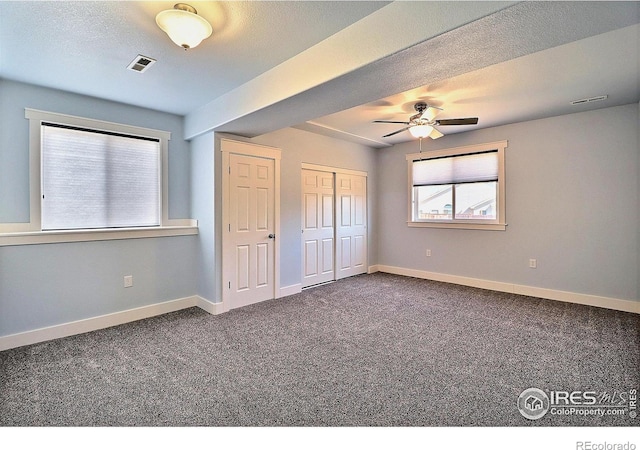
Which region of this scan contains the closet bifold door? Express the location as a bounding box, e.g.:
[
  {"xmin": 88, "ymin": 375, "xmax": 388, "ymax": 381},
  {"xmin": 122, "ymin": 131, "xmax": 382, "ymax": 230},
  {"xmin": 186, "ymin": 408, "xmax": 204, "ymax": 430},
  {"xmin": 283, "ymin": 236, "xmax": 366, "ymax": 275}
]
[
  {"xmin": 335, "ymin": 173, "xmax": 367, "ymax": 280},
  {"xmin": 301, "ymin": 169, "xmax": 335, "ymax": 288}
]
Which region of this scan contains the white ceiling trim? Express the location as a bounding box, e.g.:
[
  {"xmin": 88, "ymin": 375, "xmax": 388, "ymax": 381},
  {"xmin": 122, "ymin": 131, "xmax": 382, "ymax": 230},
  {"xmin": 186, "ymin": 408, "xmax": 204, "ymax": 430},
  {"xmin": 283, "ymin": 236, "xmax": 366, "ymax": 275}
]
[{"xmin": 294, "ymin": 120, "xmax": 392, "ymax": 148}]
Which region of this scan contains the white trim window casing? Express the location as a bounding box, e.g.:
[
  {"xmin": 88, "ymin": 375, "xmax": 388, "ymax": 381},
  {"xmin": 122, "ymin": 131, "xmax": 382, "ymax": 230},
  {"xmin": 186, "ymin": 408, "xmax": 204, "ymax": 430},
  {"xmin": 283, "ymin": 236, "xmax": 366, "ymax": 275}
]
[
  {"xmin": 0, "ymin": 109, "xmax": 196, "ymax": 246},
  {"xmin": 406, "ymin": 140, "xmax": 507, "ymax": 230}
]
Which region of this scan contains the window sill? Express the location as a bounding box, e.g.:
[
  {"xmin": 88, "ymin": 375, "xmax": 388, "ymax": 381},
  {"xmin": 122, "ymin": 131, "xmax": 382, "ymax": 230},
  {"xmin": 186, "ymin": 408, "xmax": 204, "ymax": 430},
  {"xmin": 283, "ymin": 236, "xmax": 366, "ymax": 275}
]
[
  {"xmin": 408, "ymin": 221, "xmax": 507, "ymax": 231},
  {"xmin": 0, "ymin": 221, "xmax": 198, "ymax": 247}
]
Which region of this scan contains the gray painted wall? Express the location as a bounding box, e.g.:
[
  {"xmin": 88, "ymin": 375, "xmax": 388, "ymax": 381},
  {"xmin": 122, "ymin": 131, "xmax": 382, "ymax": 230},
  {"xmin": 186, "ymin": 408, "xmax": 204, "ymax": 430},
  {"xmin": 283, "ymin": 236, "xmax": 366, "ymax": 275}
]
[
  {"xmin": 198, "ymin": 128, "xmax": 379, "ymax": 303},
  {"xmin": 251, "ymin": 127, "xmax": 378, "ymax": 289},
  {"xmin": 252, "ymin": 128, "xmax": 377, "ymax": 287},
  {"xmin": 190, "ymin": 132, "xmax": 216, "ymax": 302},
  {"xmin": 376, "ymin": 103, "xmax": 639, "ymax": 301},
  {"xmin": 0, "ymin": 79, "xmax": 191, "ymax": 221},
  {"xmin": 0, "ymin": 80, "xmax": 197, "ymax": 337},
  {"xmin": 1, "ymin": 80, "xmax": 636, "ymax": 341}
]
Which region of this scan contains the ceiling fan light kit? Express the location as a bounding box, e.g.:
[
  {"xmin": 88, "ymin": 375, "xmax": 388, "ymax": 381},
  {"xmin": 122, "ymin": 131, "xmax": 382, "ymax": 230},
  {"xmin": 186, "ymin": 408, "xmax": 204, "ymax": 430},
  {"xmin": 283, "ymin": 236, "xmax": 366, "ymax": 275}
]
[
  {"xmin": 156, "ymin": 3, "xmax": 213, "ymax": 50},
  {"xmin": 374, "ymin": 101, "xmax": 478, "ymax": 140},
  {"xmin": 409, "ymin": 124, "xmax": 433, "ymax": 138}
]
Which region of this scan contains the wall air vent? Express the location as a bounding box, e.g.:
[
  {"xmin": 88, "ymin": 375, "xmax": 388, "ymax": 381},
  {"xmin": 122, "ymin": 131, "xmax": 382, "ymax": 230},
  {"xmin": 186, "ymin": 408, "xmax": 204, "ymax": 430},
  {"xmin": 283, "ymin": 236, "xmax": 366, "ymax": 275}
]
[
  {"xmin": 127, "ymin": 55, "xmax": 157, "ymax": 73},
  {"xmin": 570, "ymin": 95, "xmax": 608, "ymax": 105}
]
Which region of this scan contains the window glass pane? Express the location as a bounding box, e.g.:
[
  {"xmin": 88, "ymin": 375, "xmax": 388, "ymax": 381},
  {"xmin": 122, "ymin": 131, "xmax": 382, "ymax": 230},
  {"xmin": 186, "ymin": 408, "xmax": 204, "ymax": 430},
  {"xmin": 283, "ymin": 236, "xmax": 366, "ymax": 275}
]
[
  {"xmin": 42, "ymin": 126, "xmax": 160, "ymax": 230},
  {"xmin": 406, "ymin": 141, "xmax": 506, "ymax": 227},
  {"xmin": 414, "ymin": 185, "xmax": 453, "ymax": 220},
  {"xmin": 454, "ymin": 182, "xmax": 497, "ymax": 220}
]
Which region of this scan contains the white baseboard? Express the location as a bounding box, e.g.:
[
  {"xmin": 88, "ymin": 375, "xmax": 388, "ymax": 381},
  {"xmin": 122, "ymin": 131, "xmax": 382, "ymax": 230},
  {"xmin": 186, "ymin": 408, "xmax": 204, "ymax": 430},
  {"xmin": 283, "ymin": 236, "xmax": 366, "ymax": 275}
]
[
  {"xmin": 197, "ymin": 296, "xmax": 228, "ymax": 315},
  {"xmin": 0, "ymin": 296, "xmax": 200, "ymax": 352},
  {"xmin": 375, "ymin": 265, "xmax": 639, "ymax": 314},
  {"xmin": 0, "ymin": 294, "xmax": 234, "ymax": 351},
  {"xmin": 4, "ymin": 268, "xmax": 635, "ymax": 351},
  {"xmin": 279, "ymin": 283, "xmax": 302, "ymax": 298}
]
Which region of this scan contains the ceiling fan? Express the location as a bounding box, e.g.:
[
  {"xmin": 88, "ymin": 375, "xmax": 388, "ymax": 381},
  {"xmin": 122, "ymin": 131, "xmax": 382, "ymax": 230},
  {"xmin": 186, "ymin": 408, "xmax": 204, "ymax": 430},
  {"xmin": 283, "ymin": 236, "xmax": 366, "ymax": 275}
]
[{"xmin": 374, "ymin": 102, "xmax": 478, "ymax": 139}]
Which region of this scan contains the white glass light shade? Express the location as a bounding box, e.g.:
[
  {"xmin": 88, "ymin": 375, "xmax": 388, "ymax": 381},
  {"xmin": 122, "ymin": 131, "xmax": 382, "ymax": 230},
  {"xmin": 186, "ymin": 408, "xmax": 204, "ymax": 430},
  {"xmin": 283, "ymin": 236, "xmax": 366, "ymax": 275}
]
[
  {"xmin": 156, "ymin": 6, "xmax": 212, "ymax": 49},
  {"xmin": 409, "ymin": 124, "xmax": 434, "ymax": 138}
]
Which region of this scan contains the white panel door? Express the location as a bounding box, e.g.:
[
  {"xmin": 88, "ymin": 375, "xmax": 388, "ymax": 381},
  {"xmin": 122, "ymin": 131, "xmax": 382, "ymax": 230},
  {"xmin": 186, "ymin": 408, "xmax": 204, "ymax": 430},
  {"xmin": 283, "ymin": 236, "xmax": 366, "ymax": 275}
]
[
  {"xmin": 301, "ymin": 169, "xmax": 335, "ymax": 288},
  {"xmin": 227, "ymin": 153, "xmax": 276, "ymax": 308},
  {"xmin": 335, "ymin": 173, "xmax": 367, "ymax": 280}
]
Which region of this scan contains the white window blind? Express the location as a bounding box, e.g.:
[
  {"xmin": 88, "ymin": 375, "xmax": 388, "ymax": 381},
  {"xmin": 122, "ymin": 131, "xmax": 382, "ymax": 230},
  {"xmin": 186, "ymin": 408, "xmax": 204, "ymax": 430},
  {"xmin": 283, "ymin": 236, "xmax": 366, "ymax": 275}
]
[
  {"xmin": 41, "ymin": 123, "xmax": 160, "ymax": 230},
  {"xmin": 412, "ymin": 150, "xmax": 498, "ymax": 186}
]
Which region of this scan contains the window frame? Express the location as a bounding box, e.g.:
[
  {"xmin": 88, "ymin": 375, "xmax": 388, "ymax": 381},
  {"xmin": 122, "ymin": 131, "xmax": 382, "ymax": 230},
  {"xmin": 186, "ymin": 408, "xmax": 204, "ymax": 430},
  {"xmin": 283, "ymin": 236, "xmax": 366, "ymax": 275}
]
[
  {"xmin": 406, "ymin": 140, "xmax": 508, "ymax": 231},
  {"xmin": 0, "ymin": 109, "xmax": 197, "ymax": 246}
]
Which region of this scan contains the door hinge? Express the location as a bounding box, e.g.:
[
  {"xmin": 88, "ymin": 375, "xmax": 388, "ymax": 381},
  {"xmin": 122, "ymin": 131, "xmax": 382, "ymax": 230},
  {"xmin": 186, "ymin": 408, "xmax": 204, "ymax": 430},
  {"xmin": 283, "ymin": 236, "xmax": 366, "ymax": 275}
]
[
  {"xmin": 228, "ymin": 224, "xmax": 231, "ymax": 232},
  {"xmin": 228, "ymin": 281, "xmax": 231, "ymax": 289},
  {"xmin": 228, "ymin": 166, "xmax": 231, "ymax": 174}
]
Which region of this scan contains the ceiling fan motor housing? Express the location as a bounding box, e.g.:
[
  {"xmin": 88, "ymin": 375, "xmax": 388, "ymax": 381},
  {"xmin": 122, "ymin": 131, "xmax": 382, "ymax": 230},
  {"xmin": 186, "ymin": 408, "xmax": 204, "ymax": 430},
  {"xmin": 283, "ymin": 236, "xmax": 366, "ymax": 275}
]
[{"xmin": 414, "ymin": 102, "xmax": 428, "ymax": 113}]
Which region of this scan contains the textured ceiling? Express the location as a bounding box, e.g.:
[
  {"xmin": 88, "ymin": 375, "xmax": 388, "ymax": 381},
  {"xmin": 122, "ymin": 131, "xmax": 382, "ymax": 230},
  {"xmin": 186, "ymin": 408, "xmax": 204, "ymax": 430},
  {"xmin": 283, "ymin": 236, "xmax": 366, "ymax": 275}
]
[
  {"xmin": 218, "ymin": 1, "xmax": 639, "ymax": 144},
  {"xmin": 0, "ymin": 1, "xmax": 390, "ymax": 115},
  {"xmin": 0, "ymin": 1, "xmax": 638, "ymax": 145},
  {"xmin": 302, "ymin": 23, "xmax": 640, "ymax": 147}
]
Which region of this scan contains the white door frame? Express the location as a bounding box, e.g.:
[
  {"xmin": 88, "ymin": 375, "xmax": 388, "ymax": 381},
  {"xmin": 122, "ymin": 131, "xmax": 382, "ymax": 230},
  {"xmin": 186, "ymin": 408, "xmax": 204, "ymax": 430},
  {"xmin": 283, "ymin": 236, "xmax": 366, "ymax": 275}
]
[{"xmin": 221, "ymin": 138, "xmax": 281, "ymax": 308}]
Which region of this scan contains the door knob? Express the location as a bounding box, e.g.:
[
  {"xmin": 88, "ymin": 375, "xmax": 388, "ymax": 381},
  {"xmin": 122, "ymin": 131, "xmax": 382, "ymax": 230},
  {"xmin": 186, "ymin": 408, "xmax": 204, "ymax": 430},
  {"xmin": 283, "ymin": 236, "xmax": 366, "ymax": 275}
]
[{"xmin": 268, "ymin": 234, "xmax": 276, "ymax": 239}]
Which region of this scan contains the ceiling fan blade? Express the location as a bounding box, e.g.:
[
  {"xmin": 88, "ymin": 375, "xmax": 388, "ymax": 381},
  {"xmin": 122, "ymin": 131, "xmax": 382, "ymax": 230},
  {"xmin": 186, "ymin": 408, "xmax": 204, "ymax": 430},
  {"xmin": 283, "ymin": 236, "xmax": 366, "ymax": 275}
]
[
  {"xmin": 424, "ymin": 106, "xmax": 441, "ymax": 121},
  {"xmin": 382, "ymin": 127, "xmax": 411, "ymax": 138},
  {"xmin": 436, "ymin": 117, "xmax": 479, "ymax": 126},
  {"xmin": 429, "ymin": 128, "xmax": 444, "ymax": 139},
  {"xmin": 373, "ymin": 120, "xmax": 411, "ymax": 124}
]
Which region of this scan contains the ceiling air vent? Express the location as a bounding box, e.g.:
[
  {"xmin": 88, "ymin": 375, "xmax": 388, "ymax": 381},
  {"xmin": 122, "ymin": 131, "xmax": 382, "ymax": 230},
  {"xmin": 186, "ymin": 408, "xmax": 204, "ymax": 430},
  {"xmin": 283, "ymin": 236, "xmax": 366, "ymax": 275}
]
[
  {"xmin": 127, "ymin": 55, "xmax": 157, "ymax": 73},
  {"xmin": 570, "ymin": 95, "xmax": 608, "ymax": 105}
]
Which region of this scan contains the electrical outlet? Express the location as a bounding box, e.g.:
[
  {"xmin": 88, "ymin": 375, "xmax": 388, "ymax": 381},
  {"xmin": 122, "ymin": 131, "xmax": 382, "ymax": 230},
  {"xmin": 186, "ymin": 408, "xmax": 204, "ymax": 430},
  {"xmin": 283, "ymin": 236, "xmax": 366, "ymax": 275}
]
[
  {"xmin": 529, "ymin": 259, "xmax": 537, "ymax": 269},
  {"xmin": 124, "ymin": 275, "xmax": 133, "ymax": 288},
  {"xmin": 426, "ymin": 249, "xmax": 432, "ymax": 257}
]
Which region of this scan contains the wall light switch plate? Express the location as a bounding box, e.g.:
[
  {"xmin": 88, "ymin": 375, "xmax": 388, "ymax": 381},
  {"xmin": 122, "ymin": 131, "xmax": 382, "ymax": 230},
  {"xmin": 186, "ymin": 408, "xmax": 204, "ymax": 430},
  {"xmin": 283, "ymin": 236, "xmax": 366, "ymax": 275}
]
[
  {"xmin": 529, "ymin": 259, "xmax": 537, "ymax": 269},
  {"xmin": 124, "ymin": 275, "xmax": 133, "ymax": 288}
]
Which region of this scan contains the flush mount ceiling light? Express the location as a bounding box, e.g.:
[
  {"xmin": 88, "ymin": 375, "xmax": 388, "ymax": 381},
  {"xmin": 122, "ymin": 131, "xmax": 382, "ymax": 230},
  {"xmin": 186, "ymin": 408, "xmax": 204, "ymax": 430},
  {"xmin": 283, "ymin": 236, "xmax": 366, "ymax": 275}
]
[{"xmin": 156, "ymin": 3, "xmax": 212, "ymax": 50}]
